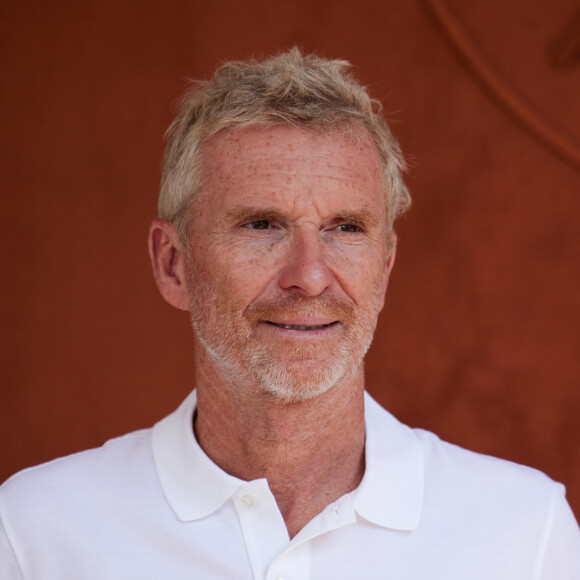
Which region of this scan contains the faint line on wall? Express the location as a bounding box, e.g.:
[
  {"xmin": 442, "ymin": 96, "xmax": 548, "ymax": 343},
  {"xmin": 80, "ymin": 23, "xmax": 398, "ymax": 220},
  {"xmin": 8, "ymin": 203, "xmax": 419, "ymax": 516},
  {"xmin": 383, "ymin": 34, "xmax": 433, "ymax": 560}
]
[{"xmin": 421, "ymin": 0, "xmax": 580, "ymax": 171}]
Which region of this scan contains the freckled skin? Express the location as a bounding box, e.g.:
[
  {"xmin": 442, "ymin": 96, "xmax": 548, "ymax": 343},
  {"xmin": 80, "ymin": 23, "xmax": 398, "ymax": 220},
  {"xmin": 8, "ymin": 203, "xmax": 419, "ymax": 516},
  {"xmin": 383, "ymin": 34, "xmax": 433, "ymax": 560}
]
[
  {"xmin": 150, "ymin": 125, "xmax": 397, "ymax": 539},
  {"xmin": 191, "ymin": 128, "xmax": 389, "ymax": 308}
]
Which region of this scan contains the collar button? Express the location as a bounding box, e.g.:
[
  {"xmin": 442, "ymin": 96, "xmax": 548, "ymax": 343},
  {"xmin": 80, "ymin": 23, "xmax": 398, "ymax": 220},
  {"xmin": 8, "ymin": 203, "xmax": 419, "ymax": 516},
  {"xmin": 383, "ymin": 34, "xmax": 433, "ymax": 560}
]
[{"xmin": 241, "ymin": 493, "xmax": 257, "ymax": 509}]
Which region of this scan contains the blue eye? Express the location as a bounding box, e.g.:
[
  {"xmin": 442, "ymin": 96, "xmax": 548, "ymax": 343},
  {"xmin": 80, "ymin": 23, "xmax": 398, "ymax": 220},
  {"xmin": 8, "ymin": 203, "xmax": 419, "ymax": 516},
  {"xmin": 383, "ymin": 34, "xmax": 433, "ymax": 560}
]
[
  {"xmin": 336, "ymin": 223, "xmax": 361, "ymax": 233},
  {"xmin": 247, "ymin": 220, "xmax": 271, "ymax": 230}
]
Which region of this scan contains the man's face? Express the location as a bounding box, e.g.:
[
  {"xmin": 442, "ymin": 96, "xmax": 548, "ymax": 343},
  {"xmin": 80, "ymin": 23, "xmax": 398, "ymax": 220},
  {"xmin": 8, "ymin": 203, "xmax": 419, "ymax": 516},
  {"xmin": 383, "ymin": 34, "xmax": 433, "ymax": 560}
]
[{"xmin": 185, "ymin": 125, "xmax": 394, "ymax": 402}]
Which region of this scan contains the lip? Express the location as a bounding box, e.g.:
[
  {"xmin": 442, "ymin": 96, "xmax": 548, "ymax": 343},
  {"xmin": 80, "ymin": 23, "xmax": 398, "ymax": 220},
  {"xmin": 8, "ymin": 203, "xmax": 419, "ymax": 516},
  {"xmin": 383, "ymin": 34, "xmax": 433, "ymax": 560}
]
[
  {"xmin": 259, "ymin": 321, "xmax": 342, "ymax": 338},
  {"xmin": 265, "ymin": 321, "xmax": 339, "ymax": 331}
]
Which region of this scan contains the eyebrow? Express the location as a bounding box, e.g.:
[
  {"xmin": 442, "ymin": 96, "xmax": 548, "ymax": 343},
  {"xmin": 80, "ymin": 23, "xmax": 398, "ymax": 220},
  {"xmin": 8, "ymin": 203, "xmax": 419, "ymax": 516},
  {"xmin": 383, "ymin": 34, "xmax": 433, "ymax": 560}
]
[
  {"xmin": 332, "ymin": 209, "xmax": 379, "ymax": 229},
  {"xmin": 224, "ymin": 207, "xmax": 286, "ymax": 224},
  {"xmin": 225, "ymin": 206, "xmax": 380, "ymax": 228}
]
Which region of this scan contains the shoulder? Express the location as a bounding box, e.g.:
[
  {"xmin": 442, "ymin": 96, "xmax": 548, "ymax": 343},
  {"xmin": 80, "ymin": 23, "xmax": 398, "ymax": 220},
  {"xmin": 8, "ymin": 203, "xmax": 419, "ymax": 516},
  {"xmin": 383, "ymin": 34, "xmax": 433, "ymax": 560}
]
[
  {"xmin": 414, "ymin": 426, "xmax": 558, "ymax": 495},
  {"xmin": 363, "ymin": 395, "xmax": 580, "ymax": 576},
  {"xmin": 365, "ymin": 393, "xmax": 566, "ymax": 526},
  {"xmin": 411, "ymin": 426, "xmax": 567, "ymax": 535},
  {"xmin": 0, "ymin": 428, "xmax": 154, "ymax": 512},
  {"xmin": 0, "ymin": 428, "xmax": 174, "ymax": 577},
  {"xmin": 366, "ymin": 393, "xmax": 560, "ymax": 499}
]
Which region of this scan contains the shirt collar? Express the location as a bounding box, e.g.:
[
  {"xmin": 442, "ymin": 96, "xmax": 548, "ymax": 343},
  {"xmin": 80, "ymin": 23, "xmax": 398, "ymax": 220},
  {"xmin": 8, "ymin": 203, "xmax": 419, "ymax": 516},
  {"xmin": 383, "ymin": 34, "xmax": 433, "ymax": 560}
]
[
  {"xmin": 152, "ymin": 390, "xmax": 245, "ymax": 521},
  {"xmin": 152, "ymin": 389, "xmax": 424, "ymax": 530},
  {"xmin": 353, "ymin": 392, "xmax": 424, "ymax": 531}
]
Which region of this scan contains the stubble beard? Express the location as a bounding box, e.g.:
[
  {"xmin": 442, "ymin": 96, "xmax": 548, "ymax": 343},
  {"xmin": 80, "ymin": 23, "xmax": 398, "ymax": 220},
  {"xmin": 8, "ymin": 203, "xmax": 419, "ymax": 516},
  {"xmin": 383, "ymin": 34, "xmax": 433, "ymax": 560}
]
[{"xmin": 187, "ymin": 261, "xmax": 385, "ymax": 403}]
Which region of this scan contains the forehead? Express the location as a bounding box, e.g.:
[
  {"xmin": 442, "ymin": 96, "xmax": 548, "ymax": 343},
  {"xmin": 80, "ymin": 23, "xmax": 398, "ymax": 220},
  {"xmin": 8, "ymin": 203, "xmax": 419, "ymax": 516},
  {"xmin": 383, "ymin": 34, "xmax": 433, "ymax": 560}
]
[{"xmin": 198, "ymin": 125, "xmax": 383, "ymax": 202}]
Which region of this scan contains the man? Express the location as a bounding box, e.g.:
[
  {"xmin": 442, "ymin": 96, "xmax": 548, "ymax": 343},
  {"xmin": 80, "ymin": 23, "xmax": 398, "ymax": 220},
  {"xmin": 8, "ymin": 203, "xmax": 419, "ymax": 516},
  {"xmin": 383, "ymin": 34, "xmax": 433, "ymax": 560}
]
[{"xmin": 1, "ymin": 49, "xmax": 579, "ymax": 579}]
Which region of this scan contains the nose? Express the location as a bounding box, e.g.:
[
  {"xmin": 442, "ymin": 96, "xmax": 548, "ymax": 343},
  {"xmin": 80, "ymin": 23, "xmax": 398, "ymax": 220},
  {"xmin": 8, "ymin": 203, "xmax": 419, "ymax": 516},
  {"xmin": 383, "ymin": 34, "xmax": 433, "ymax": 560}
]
[{"xmin": 278, "ymin": 228, "xmax": 333, "ymax": 296}]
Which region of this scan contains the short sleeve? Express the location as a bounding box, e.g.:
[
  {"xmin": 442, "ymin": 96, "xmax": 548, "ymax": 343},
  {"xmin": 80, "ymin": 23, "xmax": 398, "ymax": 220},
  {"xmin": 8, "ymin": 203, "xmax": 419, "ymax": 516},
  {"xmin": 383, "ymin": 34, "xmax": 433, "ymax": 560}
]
[
  {"xmin": 539, "ymin": 486, "xmax": 580, "ymax": 579},
  {"xmin": 0, "ymin": 512, "xmax": 23, "ymax": 580}
]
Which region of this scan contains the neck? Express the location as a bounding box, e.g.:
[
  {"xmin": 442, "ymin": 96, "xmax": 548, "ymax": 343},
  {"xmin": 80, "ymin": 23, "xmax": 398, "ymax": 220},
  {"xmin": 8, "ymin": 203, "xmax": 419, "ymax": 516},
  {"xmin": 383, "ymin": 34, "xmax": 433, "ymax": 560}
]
[{"xmin": 193, "ymin": 343, "xmax": 366, "ymax": 538}]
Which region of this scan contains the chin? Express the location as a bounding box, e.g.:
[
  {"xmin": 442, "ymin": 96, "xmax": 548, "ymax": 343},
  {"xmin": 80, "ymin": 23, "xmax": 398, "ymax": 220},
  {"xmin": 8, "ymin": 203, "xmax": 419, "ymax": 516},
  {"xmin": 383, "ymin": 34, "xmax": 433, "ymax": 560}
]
[{"xmin": 255, "ymin": 357, "xmax": 361, "ymax": 404}]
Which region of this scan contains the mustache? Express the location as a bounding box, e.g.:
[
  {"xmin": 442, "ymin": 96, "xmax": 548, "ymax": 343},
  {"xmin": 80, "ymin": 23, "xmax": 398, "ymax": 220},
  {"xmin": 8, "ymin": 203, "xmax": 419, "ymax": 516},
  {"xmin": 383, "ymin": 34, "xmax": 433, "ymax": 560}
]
[{"xmin": 245, "ymin": 293, "xmax": 355, "ymax": 324}]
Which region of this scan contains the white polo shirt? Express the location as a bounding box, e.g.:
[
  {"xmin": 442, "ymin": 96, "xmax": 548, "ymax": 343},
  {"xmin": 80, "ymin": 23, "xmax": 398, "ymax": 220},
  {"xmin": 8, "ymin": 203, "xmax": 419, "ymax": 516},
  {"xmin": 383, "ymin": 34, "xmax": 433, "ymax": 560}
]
[{"xmin": 1, "ymin": 390, "xmax": 579, "ymax": 579}]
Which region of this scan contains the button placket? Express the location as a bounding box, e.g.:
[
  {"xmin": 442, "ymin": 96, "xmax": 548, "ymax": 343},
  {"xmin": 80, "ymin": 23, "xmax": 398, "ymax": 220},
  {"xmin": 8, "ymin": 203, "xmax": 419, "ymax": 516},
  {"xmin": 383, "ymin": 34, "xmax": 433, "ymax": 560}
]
[{"xmin": 233, "ymin": 480, "xmax": 290, "ymax": 580}]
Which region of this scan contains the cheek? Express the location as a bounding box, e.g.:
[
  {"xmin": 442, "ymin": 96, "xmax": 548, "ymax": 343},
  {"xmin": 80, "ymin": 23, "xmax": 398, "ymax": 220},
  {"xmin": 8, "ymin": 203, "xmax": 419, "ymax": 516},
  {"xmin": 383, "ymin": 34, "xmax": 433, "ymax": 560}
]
[
  {"xmin": 197, "ymin": 244, "xmax": 279, "ymax": 308},
  {"xmin": 217, "ymin": 238, "xmax": 281, "ymax": 279},
  {"xmin": 325, "ymin": 246, "xmax": 388, "ymax": 302}
]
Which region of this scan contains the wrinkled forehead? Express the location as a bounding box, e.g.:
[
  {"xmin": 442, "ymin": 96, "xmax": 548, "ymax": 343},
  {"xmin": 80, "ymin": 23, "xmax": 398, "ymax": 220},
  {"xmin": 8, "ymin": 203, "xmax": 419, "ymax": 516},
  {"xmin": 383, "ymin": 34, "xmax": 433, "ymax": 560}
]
[{"xmin": 198, "ymin": 124, "xmax": 384, "ymax": 195}]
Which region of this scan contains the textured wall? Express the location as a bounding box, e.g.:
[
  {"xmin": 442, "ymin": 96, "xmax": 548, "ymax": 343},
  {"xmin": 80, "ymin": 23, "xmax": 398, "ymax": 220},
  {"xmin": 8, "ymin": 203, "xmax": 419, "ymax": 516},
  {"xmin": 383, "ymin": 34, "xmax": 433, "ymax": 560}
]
[{"xmin": 1, "ymin": 0, "xmax": 579, "ymax": 517}]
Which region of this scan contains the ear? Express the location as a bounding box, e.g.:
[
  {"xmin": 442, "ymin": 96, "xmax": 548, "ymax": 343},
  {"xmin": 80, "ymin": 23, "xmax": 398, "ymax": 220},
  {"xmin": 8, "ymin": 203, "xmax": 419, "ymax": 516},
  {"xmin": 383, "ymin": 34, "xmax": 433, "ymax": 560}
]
[
  {"xmin": 378, "ymin": 231, "xmax": 397, "ymax": 310},
  {"xmin": 148, "ymin": 219, "xmax": 190, "ymax": 311}
]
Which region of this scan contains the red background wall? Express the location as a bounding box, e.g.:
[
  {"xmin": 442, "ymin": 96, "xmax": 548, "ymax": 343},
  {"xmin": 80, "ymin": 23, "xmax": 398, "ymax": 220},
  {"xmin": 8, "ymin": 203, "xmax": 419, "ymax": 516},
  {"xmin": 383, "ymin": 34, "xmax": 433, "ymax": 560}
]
[{"xmin": 1, "ymin": 0, "xmax": 579, "ymax": 517}]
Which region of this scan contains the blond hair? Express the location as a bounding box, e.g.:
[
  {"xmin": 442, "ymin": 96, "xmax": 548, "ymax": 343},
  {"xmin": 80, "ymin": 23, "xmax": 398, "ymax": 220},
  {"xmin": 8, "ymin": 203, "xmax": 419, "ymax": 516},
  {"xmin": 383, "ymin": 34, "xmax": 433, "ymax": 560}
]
[{"xmin": 159, "ymin": 48, "xmax": 410, "ymax": 242}]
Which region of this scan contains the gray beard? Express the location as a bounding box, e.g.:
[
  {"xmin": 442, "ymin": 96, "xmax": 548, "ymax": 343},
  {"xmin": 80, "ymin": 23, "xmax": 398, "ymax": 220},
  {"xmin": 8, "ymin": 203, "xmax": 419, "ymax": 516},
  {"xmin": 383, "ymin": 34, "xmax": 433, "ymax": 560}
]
[
  {"xmin": 197, "ymin": 324, "xmax": 370, "ymax": 403},
  {"xmin": 187, "ymin": 263, "xmax": 384, "ymax": 403}
]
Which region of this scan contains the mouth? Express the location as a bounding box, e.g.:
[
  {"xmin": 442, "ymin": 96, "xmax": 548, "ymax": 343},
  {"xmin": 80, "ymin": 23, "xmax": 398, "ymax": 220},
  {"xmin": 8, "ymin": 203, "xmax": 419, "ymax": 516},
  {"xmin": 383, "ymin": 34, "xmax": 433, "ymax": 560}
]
[{"xmin": 266, "ymin": 321, "xmax": 338, "ymax": 331}]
